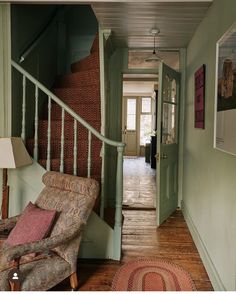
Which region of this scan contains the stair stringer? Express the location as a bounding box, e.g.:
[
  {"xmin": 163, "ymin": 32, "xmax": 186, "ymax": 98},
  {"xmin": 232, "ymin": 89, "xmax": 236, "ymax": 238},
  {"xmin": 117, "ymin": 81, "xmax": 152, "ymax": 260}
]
[
  {"xmin": 79, "ymin": 212, "xmax": 114, "ymax": 259},
  {"xmin": 9, "ymin": 160, "xmax": 114, "ymax": 259}
]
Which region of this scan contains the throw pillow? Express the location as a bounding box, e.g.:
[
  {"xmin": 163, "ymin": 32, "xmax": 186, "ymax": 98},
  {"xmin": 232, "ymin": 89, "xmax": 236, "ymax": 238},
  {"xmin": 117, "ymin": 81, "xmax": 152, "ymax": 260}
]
[{"xmin": 6, "ymin": 201, "xmax": 56, "ymax": 246}]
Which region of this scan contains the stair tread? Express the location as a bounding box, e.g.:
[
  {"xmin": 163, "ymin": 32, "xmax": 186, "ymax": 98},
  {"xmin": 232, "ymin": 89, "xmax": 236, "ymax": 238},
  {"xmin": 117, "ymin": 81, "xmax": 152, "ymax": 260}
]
[
  {"xmin": 27, "ymin": 138, "xmax": 102, "ymax": 143},
  {"xmin": 38, "ymin": 157, "xmax": 102, "ymax": 164},
  {"xmin": 55, "ymin": 68, "xmax": 100, "ymax": 83},
  {"xmin": 39, "ymin": 119, "xmax": 101, "ymax": 123},
  {"xmin": 30, "ymin": 33, "xmax": 102, "ymax": 186},
  {"xmin": 53, "ymin": 87, "xmax": 100, "ymax": 96},
  {"xmin": 41, "ymin": 103, "xmax": 101, "ymax": 122}
]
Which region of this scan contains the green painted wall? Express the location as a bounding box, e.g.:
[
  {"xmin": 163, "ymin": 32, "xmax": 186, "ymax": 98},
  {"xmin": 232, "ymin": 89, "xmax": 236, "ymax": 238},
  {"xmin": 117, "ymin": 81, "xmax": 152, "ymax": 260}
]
[
  {"xmin": 64, "ymin": 5, "xmax": 98, "ymax": 74},
  {"xmin": 11, "ymin": 4, "xmax": 59, "ymax": 138},
  {"xmin": 184, "ymin": 0, "xmax": 236, "ymax": 290}
]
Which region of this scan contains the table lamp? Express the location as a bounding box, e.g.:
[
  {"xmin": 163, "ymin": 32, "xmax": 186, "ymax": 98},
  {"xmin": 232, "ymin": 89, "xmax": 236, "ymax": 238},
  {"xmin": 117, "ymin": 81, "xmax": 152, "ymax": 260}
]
[{"xmin": 0, "ymin": 137, "xmax": 32, "ymax": 219}]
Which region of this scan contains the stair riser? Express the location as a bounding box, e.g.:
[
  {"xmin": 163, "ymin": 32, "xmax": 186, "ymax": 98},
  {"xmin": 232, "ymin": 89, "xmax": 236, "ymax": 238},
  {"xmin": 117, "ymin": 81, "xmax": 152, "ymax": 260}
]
[
  {"xmin": 27, "ymin": 140, "xmax": 102, "ymax": 160},
  {"xmin": 53, "ymin": 88, "xmax": 100, "ymax": 105},
  {"xmin": 38, "ymin": 120, "xmax": 101, "ymax": 140},
  {"xmin": 39, "ymin": 159, "xmax": 101, "ymax": 176},
  {"xmin": 42, "ymin": 103, "xmax": 100, "ymax": 122},
  {"xmin": 54, "ymin": 69, "xmax": 100, "ymax": 88},
  {"xmin": 71, "ymin": 53, "xmax": 99, "ymax": 73}
]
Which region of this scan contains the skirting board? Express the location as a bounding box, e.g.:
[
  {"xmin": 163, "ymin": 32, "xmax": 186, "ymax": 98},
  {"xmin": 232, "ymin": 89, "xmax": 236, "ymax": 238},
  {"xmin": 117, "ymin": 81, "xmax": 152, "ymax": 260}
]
[{"xmin": 181, "ymin": 200, "xmax": 226, "ymax": 291}]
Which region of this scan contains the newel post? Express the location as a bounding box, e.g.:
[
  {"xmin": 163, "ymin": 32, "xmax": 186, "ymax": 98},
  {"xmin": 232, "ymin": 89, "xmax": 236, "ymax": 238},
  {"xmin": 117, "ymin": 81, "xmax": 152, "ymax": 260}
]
[{"xmin": 113, "ymin": 145, "xmax": 124, "ymax": 260}]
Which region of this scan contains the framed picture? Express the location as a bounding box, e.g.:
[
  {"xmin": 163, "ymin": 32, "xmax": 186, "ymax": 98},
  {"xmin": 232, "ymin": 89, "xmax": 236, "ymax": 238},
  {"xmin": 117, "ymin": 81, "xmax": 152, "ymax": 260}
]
[
  {"xmin": 214, "ymin": 22, "xmax": 236, "ymax": 156},
  {"xmin": 194, "ymin": 64, "xmax": 205, "ymax": 129}
]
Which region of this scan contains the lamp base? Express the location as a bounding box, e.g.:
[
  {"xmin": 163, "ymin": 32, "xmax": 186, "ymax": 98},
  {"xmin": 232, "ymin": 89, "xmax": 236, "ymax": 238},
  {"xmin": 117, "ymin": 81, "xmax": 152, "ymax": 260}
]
[{"xmin": 2, "ymin": 168, "xmax": 9, "ymax": 219}]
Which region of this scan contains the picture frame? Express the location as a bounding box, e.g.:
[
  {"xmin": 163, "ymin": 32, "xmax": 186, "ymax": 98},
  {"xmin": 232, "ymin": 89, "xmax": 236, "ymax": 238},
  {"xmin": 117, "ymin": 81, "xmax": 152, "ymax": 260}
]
[
  {"xmin": 214, "ymin": 22, "xmax": 236, "ymax": 156},
  {"xmin": 194, "ymin": 64, "xmax": 205, "ymax": 129}
]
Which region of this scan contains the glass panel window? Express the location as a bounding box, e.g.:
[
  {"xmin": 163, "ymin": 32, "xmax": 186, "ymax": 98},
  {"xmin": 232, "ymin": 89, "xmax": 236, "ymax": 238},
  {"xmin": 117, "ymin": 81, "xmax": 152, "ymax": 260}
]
[
  {"xmin": 141, "ymin": 97, "xmax": 151, "ymax": 113},
  {"xmin": 163, "ymin": 75, "xmax": 177, "ymax": 103},
  {"xmin": 127, "ymin": 99, "xmax": 136, "ymax": 130},
  {"xmin": 140, "ymin": 114, "xmax": 152, "ymax": 145},
  {"xmin": 162, "ymin": 103, "xmax": 177, "ymax": 144}
]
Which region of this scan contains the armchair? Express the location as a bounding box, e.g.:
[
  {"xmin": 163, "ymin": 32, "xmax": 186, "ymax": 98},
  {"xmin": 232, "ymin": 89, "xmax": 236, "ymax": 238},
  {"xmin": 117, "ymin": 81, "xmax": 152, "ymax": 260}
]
[{"xmin": 0, "ymin": 171, "xmax": 99, "ymax": 291}]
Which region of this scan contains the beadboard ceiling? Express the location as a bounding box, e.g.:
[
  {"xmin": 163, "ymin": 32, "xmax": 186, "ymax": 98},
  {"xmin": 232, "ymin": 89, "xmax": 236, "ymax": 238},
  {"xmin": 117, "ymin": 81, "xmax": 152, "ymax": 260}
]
[{"xmin": 91, "ymin": 1, "xmax": 212, "ymax": 48}]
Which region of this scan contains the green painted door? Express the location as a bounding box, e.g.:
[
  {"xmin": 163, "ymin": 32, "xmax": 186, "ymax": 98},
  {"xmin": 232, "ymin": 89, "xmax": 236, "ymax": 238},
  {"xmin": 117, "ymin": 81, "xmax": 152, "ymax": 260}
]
[{"xmin": 157, "ymin": 63, "xmax": 181, "ymax": 225}]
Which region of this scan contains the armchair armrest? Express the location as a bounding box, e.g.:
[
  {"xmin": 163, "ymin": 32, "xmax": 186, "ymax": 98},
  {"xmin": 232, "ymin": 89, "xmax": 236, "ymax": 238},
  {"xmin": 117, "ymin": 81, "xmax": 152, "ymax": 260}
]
[
  {"xmin": 2, "ymin": 221, "xmax": 85, "ymax": 264},
  {"xmin": 0, "ymin": 215, "xmax": 19, "ymax": 233}
]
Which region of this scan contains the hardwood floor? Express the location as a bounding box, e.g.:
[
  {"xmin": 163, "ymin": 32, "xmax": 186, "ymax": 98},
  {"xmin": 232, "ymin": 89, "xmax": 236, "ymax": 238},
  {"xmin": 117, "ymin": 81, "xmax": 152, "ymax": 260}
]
[{"xmin": 52, "ymin": 158, "xmax": 213, "ymax": 291}]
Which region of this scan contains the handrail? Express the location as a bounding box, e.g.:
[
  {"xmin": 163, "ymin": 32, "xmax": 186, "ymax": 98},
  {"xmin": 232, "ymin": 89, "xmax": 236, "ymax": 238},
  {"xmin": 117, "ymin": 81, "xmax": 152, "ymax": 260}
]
[
  {"xmin": 19, "ymin": 6, "xmax": 64, "ymax": 63},
  {"xmin": 12, "ymin": 60, "xmax": 125, "ymax": 148},
  {"xmin": 12, "ymin": 59, "xmax": 125, "ymax": 261}
]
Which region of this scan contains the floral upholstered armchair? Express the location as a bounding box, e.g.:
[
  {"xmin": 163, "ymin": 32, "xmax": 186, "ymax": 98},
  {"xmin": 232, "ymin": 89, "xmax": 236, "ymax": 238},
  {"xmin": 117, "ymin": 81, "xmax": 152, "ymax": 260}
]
[{"xmin": 0, "ymin": 171, "xmax": 99, "ymax": 291}]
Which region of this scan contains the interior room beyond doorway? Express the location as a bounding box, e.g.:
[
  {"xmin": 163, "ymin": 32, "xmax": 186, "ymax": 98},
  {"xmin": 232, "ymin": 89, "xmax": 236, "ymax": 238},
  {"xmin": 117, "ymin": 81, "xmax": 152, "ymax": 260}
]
[
  {"xmin": 122, "ymin": 73, "xmax": 158, "ymax": 210},
  {"xmin": 122, "ymin": 73, "xmax": 158, "ymax": 158}
]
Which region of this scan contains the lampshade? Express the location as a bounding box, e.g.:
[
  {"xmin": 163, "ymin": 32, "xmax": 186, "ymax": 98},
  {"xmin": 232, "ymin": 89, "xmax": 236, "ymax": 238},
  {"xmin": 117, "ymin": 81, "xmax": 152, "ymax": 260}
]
[
  {"xmin": 0, "ymin": 137, "xmax": 32, "ymax": 168},
  {"xmin": 145, "ymin": 51, "xmax": 162, "ymax": 63},
  {"xmin": 145, "ymin": 28, "xmax": 163, "ymax": 63}
]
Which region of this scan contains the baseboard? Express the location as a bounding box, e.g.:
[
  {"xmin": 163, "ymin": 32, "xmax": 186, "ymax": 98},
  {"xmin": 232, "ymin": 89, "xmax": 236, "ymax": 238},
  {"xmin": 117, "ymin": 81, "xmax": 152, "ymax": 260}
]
[{"xmin": 181, "ymin": 200, "xmax": 226, "ymax": 291}]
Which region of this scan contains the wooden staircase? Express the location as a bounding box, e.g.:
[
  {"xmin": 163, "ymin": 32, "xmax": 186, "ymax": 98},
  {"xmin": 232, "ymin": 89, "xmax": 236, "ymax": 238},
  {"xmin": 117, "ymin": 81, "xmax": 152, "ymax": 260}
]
[
  {"xmin": 27, "ymin": 34, "xmax": 102, "ymax": 182},
  {"xmin": 11, "ymin": 33, "xmax": 124, "ymax": 260}
]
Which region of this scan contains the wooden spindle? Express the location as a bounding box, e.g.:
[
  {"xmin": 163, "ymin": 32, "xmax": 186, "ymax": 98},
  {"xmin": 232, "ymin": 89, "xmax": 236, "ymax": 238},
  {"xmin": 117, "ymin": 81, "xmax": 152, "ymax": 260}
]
[
  {"xmin": 21, "ymin": 75, "xmax": 26, "ymax": 142},
  {"xmin": 73, "ymin": 119, "xmax": 77, "ymax": 176},
  {"xmin": 60, "ymin": 108, "xmax": 65, "ymax": 173},
  {"xmin": 87, "ymin": 130, "xmax": 92, "ymax": 178},
  {"xmin": 46, "ymin": 96, "xmax": 51, "ymax": 171},
  {"xmin": 100, "ymin": 142, "xmax": 105, "ymax": 219},
  {"xmin": 33, "ymin": 85, "xmax": 39, "ymax": 161}
]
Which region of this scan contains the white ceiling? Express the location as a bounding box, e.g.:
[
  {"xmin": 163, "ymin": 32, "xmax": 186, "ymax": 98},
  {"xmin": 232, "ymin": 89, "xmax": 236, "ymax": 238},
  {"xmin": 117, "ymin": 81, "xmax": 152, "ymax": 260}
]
[{"xmin": 92, "ymin": 1, "xmax": 212, "ymax": 48}]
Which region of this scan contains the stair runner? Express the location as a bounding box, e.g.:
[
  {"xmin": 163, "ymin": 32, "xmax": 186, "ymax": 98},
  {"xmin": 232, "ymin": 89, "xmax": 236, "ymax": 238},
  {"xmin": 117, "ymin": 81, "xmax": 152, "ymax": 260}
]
[{"xmin": 27, "ymin": 34, "xmax": 102, "ymax": 183}]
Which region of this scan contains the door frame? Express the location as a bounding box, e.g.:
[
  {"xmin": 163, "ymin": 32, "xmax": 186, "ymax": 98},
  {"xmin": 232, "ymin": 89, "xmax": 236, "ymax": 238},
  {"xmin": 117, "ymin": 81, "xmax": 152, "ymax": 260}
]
[
  {"xmin": 122, "ymin": 49, "xmax": 186, "ymax": 220},
  {"xmin": 0, "ymin": 3, "xmax": 11, "ymax": 137},
  {"xmin": 122, "ymin": 71, "xmax": 159, "ymax": 158}
]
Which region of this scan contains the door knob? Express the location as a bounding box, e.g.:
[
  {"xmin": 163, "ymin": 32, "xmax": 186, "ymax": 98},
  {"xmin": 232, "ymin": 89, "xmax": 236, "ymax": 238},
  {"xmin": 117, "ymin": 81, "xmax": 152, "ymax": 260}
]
[
  {"xmin": 155, "ymin": 153, "xmax": 159, "ymax": 161},
  {"xmin": 161, "ymin": 153, "xmax": 168, "ymax": 159}
]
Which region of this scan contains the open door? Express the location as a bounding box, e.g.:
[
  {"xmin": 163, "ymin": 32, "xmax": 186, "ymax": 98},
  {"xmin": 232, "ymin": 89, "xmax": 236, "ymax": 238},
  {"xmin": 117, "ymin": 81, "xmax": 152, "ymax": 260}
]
[
  {"xmin": 122, "ymin": 97, "xmax": 138, "ymax": 156},
  {"xmin": 157, "ymin": 63, "xmax": 181, "ymax": 225}
]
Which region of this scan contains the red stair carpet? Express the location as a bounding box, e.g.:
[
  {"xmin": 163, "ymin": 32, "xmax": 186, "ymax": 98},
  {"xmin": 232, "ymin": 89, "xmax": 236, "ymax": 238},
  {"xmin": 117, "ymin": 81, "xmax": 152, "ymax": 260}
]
[
  {"xmin": 112, "ymin": 258, "xmax": 196, "ymax": 291},
  {"xmin": 27, "ymin": 34, "xmax": 101, "ymax": 182}
]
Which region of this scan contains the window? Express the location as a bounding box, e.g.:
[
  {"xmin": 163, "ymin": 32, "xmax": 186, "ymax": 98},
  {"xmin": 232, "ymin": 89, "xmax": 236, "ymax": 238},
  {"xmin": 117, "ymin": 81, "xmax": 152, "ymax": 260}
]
[
  {"xmin": 142, "ymin": 97, "xmax": 151, "ymax": 113},
  {"xmin": 127, "ymin": 99, "xmax": 136, "ymax": 130},
  {"xmin": 140, "ymin": 97, "xmax": 152, "ymax": 145}
]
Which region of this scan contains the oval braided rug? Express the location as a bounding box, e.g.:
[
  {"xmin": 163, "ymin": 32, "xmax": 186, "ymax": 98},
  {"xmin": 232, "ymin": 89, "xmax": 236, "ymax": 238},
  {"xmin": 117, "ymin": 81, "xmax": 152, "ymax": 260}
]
[{"xmin": 112, "ymin": 259, "xmax": 196, "ymax": 291}]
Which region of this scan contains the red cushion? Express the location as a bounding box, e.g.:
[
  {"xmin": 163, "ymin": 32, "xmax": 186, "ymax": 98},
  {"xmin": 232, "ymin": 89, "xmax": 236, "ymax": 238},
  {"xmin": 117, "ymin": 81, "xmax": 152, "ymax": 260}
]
[{"xmin": 6, "ymin": 202, "xmax": 56, "ymax": 246}]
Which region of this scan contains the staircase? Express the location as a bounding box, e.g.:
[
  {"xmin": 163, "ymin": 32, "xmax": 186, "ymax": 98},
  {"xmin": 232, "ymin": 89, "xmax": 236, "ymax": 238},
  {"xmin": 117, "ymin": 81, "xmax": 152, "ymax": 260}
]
[
  {"xmin": 27, "ymin": 34, "xmax": 102, "ymax": 182},
  {"xmin": 11, "ymin": 33, "xmax": 125, "ymax": 261}
]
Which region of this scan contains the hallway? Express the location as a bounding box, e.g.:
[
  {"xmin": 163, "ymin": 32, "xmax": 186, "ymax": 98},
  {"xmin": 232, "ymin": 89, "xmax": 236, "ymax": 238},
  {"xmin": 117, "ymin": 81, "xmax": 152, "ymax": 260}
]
[
  {"xmin": 53, "ymin": 156, "xmax": 213, "ymax": 291},
  {"xmin": 123, "ymin": 157, "xmax": 156, "ymax": 209}
]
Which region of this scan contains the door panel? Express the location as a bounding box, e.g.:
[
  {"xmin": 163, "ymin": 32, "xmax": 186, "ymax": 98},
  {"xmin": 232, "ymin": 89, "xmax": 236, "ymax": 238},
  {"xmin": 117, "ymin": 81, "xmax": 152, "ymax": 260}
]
[
  {"xmin": 123, "ymin": 97, "xmax": 138, "ymax": 156},
  {"xmin": 157, "ymin": 63, "xmax": 180, "ymax": 225}
]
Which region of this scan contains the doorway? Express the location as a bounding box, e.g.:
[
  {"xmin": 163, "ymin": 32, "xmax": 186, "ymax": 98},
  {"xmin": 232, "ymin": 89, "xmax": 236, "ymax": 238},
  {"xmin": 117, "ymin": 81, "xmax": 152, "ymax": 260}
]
[
  {"xmin": 122, "ymin": 73, "xmax": 158, "ymax": 209},
  {"xmin": 121, "ymin": 63, "xmax": 181, "ymax": 225},
  {"xmin": 122, "ymin": 96, "xmax": 154, "ymax": 156}
]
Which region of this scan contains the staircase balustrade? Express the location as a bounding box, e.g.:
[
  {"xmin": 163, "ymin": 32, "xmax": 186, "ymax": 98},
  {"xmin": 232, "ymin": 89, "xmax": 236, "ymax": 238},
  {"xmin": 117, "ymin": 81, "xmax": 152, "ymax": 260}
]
[{"xmin": 11, "ymin": 59, "xmax": 125, "ymax": 260}]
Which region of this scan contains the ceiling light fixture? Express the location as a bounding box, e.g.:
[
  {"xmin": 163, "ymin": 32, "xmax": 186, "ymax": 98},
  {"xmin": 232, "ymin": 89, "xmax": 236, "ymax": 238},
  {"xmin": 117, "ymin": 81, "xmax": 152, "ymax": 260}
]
[{"xmin": 145, "ymin": 28, "xmax": 162, "ymax": 63}]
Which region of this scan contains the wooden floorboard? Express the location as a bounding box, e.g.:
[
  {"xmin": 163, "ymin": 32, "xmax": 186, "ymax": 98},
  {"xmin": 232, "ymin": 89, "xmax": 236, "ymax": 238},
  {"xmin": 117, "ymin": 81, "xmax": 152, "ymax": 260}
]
[
  {"xmin": 52, "ymin": 158, "xmax": 213, "ymax": 291},
  {"xmin": 52, "ymin": 209, "xmax": 213, "ymax": 291}
]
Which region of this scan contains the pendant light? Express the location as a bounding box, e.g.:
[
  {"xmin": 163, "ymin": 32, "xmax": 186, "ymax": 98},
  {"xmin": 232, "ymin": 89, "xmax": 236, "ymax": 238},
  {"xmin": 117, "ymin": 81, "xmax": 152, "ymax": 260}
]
[{"xmin": 145, "ymin": 28, "xmax": 162, "ymax": 62}]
